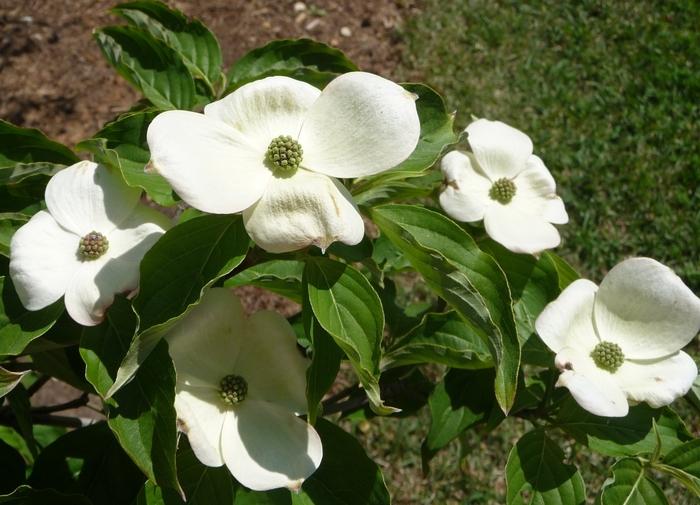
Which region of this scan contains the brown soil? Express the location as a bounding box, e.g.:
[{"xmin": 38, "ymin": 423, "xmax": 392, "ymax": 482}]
[{"xmin": 0, "ymin": 0, "xmax": 411, "ymax": 147}]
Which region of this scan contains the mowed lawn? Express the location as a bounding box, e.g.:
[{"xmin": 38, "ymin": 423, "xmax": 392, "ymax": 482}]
[
  {"xmin": 399, "ymin": 0, "xmax": 699, "ymax": 290},
  {"xmin": 353, "ymin": 2, "xmax": 699, "ymax": 504}
]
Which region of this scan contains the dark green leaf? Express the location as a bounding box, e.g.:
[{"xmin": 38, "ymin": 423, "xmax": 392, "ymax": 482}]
[
  {"xmin": 505, "ymin": 429, "xmax": 585, "ymax": 505},
  {"xmin": 383, "ymin": 311, "xmax": 492, "ymax": 370},
  {"xmin": 0, "ymin": 485, "xmax": 92, "ymax": 505},
  {"xmin": 30, "ymin": 347, "xmax": 91, "ymax": 392},
  {"xmin": 109, "ymin": 214, "xmax": 249, "ymax": 397},
  {"xmin": 423, "ymin": 368, "xmax": 498, "ymax": 463},
  {"xmin": 95, "ymin": 26, "xmax": 196, "ymax": 109},
  {"xmin": 226, "ymin": 39, "xmax": 357, "ymax": 92},
  {"xmin": 0, "ymin": 212, "xmax": 33, "ymax": 258},
  {"xmin": 6, "ymin": 385, "xmax": 36, "ymax": 458},
  {"xmin": 305, "ymin": 258, "xmax": 393, "ymax": 414},
  {"xmin": 555, "ymin": 396, "xmax": 691, "ymax": 457},
  {"xmin": 0, "ymin": 120, "xmax": 78, "ymax": 169},
  {"xmin": 225, "ymin": 259, "xmax": 304, "ymax": 303},
  {"xmin": 113, "ymin": 1, "xmax": 223, "ymax": 90},
  {"xmin": 80, "ymin": 296, "xmax": 179, "ymax": 492},
  {"xmin": 599, "ymin": 458, "xmax": 668, "ymax": 505},
  {"xmin": 293, "ymin": 419, "xmax": 390, "ymax": 505},
  {"xmin": 0, "ymin": 439, "xmax": 25, "ymax": 494},
  {"xmin": 543, "ymin": 252, "xmax": 579, "ymax": 291},
  {"xmin": 77, "ymin": 111, "xmax": 176, "ymax": 206},
  {"xmin": 0, "ymin": 276, "xmax": 64, "ymax": 356},
  {"xmin": 371, "ymin": 204, "xmax": 520, "ymax": 413},
  {"xmin": 29, "ymin": 422, "xmax": 144, "ymax": 505}
]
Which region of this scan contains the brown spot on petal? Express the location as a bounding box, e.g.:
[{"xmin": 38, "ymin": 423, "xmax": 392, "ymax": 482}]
[
  {"xmin": 446, "ymin": 179, "xmax": 460, "ymax": 190},
  {"xmin": 563, "ymin": 362, "xmax": 573, "ymax": 371},
  {"xmin": 654, "ymin": 377, "xmax": 663, "ymax": 382}
]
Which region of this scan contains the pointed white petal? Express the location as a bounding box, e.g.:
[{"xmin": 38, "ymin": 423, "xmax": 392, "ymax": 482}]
[
  {"xmin": 299, "ymin": 72, "xmax": 420, "ymax": 178},
  {"xmin": 9, "ymin": 211, "xmax": 81, "ymax": 311},
  {"xmin": 45, "ymin": 161, "xmax": 140, "ymax": 235},
  {"xmin": 235, "ymin": 310, "xmax": 309, "ymax": 414},
  {"xmin": 483, "ymin": 204, "xmax": 561, "ymax": 254},
  {"xmin": 205, "ymin": 76, "xmax": 320, "ymax": 145},
  {"xmin": 147, "ymin": 110, "xmax": 271, "ymax": 214},
  {"xmin": 175, "ymin": 384, "xmax": 227, "ymax": 467},
  {"xmin": 166, "ymin": 289, "xmax": 246, "ymax": 387},
  {"xmin": 535, "ymin": 279, "xmax": 600, "ymax": 353},
  {"xmin": 242, "ymin": 169, "xmax": 365, "ymax": 253},
  {"xmin": 554, "ymin": 347, "xmax": 628, "ymax": 417},
  {"xmin": 221, "ymin": 401, "xmax": 322, "ymax": 491},
  {"xmin": 512, "ymin": 155, "xmax": 568, "ymax": 224},
  {"xmin": 61, "ymin": 205, "xmax": 169, "ymax": 326},
  {"xmin": 466, "ymin": 119, "xmax": 533, "ymax": 180},
  {"xmin": 438, "ymin": 150, "xmax": 492, "ymax": 223},
  {"xmin": 594, "ymin": 257, "xmax": 700, "ymax": 359},
  {"xmin": 616, "ymin": 352, "xmax": 697, "ymax": 408}
]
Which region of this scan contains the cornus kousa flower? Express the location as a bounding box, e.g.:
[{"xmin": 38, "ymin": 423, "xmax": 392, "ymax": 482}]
[
  {"xmin": 439, "ymin": 119, "xmax": 568, "ymax": 254},
  {"xmin": 535, "ymin": 257, "xmax": 700, "ymax": 417},
  {"xmin": 147, "ymin": 71, "xmax": 420, "ymax": 253},
  {"xmin": 9, "ymin": 161, "xmax": 170, "ymax": 326},
  {"xmin": 165, "ymin": 288, "xmax": 322, "ymax": 491}
]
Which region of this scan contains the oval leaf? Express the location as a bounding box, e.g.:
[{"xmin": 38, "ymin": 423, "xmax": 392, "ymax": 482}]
[{"xmin": 599, "ymin": 458, "xmax": 668, "ymax": 505}]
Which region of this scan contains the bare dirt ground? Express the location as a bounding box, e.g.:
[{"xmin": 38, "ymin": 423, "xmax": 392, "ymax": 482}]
[{"xmin": 0, "ymin": 0, "xmax": 413, "ymax": 146}]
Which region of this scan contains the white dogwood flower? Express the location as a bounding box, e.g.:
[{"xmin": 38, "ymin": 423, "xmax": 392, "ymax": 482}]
[
  {"xmin": 439, "ymin": 119, "xmax": 568, "ymax": 254},
  {"xmin": 147, "ymin": 71, "xmax": 420, "ymax": 253},
  {"xmin": 535, "ymin": 257, "xmax": 700, "ymax": 417},
  {"xmin": 9, "ymin": 160, "xmax": 170, "ymax": 326},
  {"xmin": 165, "ymin": 288, "xmax": 322, "ymax": 491}
]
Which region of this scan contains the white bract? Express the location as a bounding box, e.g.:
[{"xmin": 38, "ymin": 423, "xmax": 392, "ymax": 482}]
[
  {"xmin": 165, "ymin": 288, "xmax": 322, "ymax": 491},
  {"xmin": 535, "ymin": 257, "xmax": 700, "ymax": 417},
  {"xmin": 9, "ymin": 160, "xmax": 170, "ymax": 326},
  {"xmin": 147, "ymin": 71, "xmax": 420, "ymax": 253},
  {"xmin": 439, "ymin": 119, "xmax": 568, "ymax": 254}
]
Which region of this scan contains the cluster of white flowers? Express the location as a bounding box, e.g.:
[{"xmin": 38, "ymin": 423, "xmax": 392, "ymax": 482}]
[{"xmin": 7, "ymin": 66, "xmax": 699, "ymax": 492}]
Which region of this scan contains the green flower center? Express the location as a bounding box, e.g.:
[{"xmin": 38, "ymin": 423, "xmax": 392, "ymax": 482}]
[
  {"xmin": 78, "ymin": 231, "xmax": 109, "ymax": 260},
  {"xmin": 266, "ymin": 135, "xmax": 303, "ymax": 174},
  {"xmin": 219, "ymin": 374, "xmax": 248, "ymax": 405},
  {"xmin": 591, "ymin": 341, "xmax": 625, "ymax": 373},
  {"xmin": 489, "ymin": 178, "xmax": 517, "ymax": 204}
]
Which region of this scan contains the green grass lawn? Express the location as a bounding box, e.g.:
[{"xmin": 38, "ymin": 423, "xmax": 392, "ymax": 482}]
[
  {"xmin": 359, "ymin": 1, "xmax": 700, "ymax": 503},
  {"xmin": 398, "ymin": 0, "xmax": 699, "ymax": 290}
]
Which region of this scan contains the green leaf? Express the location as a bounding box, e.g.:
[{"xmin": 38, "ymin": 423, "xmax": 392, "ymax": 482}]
[
  {"xmin": 423, "ymin": 368, "xmax": 498, "ymax": 464},
  {"xmin": 6, "ymin": 385, "xmax": 36, "ymax": 458},
  {"xmin": 0, "ymin": 276, "xmax": 64, "ymax": 356},
  {"xmin": 655, "ymin": 438, "xmax": 700, "ymax": 496},
  {"xmin": 0, "ymin": 486, "xmax": 92, "ymax": 505},
  {"xmin": 0, "ymin": 120, "xmax": 78, "ymax": 169},
  {"xmin": 113, "ymin": 1, "xmax": 223, "ymax": 90},
  {"xmin": 599, "ymin": 458, "xmax": 668, "ymax": 505},
  {"xmin": 383, "ymin": 311, "xmax": 492, "ymax": 370},
  {"xmin": 77, "ymin": 111, "xmax": 176, "ymax": 206},
  {"xmin": 0, "ymin": 212, "xmax": 33, "ymax": 257},
  {"xmin": 293, "ymin": 419, "xmax": 390, "ymax": 505},
  {"xmin": 304, "ymin": 257, "xmax": 393, "ymax": 415},
  {"xmin": 543, "ymin": 252, "xmax": 579, "ymax": 291},
  {"xmin": 0, "ymin": 367, "xmax": 28, "ymax": 399},
  {"xmin": 301, "ymin": 278, "xmax": 342, "ymax": 424},
  {"xmin": 28, "ymin": 422, "xmax": 144, "ymax": 505},
  {"xmin": 30, "ymin": 347, "xmax": 91, "ymax": 392},
  {"xmin": 226, "ymin": 39, "xmax": 357, "ymax": 93},
  {"xmin": 108, "ymin": 214, "xmax": 249, "ymax": 397},
  {"xmin": 555, "ymin": 396, "xmax": 691, "ymax": 457},
  {"xmin": 371, "ymin": 204, "xmax": 520, "ymax": 413},
  {"xmin": 225, "ymin": 259, "xmax": 304, "ymax": 303},
  {"xmin": 0, "ymin": 439, "xmax": 25, "ymax": 494},
  {"xmin": 353, "ymin": 84, "xmax": 457, "ymax": 202},
  {"xmin": 506, "ymin": 429, "xmax": 585, "ymax": 505},
  {"xmin": 95, "ymin": 26, "xmax": 196, "ymax": 110},
  {"xmin": 80, "ymin": 296, "xmax": 179, "ymax": 493}
]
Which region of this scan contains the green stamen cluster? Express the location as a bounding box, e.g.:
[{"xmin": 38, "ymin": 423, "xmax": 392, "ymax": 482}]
[
  {"xmin": 79, "ymin": 231, "xmax": 109, "ymax": 260},
  {"xmin": 266, "ymin": 135, "xmax": 303, "ymax": 173},
  {"xmin": 591, "ymin": 341, "xmax": 625, "ymax": 373},
  {"xmin": 489, "ymin": 178, "xmax": 517, "ymax": 204},
  {"xmin": 219, "ymin": 374, "xmax": 248, "ymax": 405}
]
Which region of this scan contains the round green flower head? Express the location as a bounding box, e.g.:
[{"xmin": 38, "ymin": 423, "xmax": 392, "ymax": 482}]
[
  {"xmin": 489, "ymin": 177, "xmax": 517, "ymax": 204},
  {"xmin": 219, "ymin": 374, "xmax": 248, "ymax": 405},
  {"xmin": 266, "ymin": 135, "xmax": 303, "ymax": 174},
  {"xmin": 78, "ymin": 231, "xmax": 109, "ymax": 260},
  {"xmin": 591, "ymin": 341, "xmax": 625, "ymax": 373}
]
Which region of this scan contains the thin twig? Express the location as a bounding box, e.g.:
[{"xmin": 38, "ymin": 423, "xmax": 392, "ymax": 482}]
[
  {"xmin": 26, "ymin": 375, "xmax": 50, "ymax": 397},
  {"xmin": 31, "ymin": 393, "xmax": 89, "ymax": 414}
]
